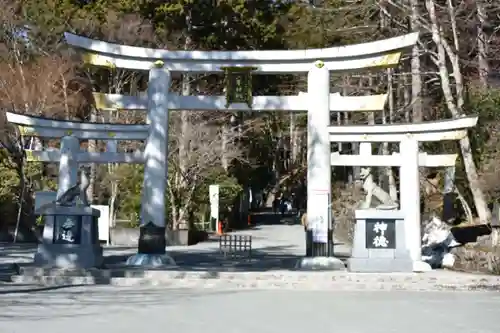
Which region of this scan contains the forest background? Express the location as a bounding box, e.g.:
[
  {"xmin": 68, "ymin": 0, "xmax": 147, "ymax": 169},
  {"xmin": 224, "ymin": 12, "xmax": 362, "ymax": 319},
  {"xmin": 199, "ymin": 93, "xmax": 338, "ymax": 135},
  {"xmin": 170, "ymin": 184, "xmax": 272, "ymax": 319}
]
[{"xmin": 0, "ymin": 0, "xmax": 499, "ymax": 255}]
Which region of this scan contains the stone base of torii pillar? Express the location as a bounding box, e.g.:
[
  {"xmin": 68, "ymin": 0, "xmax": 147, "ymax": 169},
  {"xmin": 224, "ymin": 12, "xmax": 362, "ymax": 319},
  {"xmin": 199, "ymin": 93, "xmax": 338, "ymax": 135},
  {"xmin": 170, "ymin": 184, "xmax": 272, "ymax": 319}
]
[
  {"xmin": 126, "ymin": 223, "xmax": 176, "ymax": 267},
  {"xmin": 126, "ymin": 254, "xmax": 176, "ymax": 267},
  {"xmin": 295, "ymin": 257, "xmax": 346, "ymax": 271}
]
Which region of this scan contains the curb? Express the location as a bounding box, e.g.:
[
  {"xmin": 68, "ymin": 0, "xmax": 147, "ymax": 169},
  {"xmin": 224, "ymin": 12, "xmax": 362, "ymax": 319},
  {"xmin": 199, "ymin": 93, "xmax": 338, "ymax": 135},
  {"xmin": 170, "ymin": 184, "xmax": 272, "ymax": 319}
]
[{"xmin": 9, "ymin": 270, "xmax": 500, "ymax": 291}]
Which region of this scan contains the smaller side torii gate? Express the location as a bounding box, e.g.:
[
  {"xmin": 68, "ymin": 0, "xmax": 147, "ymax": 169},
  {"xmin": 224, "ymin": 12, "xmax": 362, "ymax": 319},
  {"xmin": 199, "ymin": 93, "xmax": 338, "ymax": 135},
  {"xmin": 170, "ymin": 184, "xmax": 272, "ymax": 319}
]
[{"xmin": 329, "ymin": 116, "xmax": 478, "ymax": 272}]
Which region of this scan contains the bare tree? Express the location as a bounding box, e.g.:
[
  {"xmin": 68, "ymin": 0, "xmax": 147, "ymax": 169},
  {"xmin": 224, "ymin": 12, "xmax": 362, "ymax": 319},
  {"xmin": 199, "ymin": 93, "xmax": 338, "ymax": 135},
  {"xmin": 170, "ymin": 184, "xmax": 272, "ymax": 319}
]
[
  {"xmin": 409, "ymin": 0, "xmax": 423, "ymax": 122},
  {"xmin": 475, "ymin": 0, "xmax": 490, "ymax": 88},
  {"xmin": 425, "ymin": 0, "xmax": 491, "ymax": 224},
  {"xmin": 0, "ymin": 7, "xmax": 83, "ymax": 240},
  {"xmin": 82, "ymin": 12, "xmax": 154, "ymax": 218},
  {"xmin": 381, "ymin": 0, "xmax": 492, "ymax": 224},
  {"xmin": 167, "ymin": 112, "xmax": 244, "ymax": 230}
]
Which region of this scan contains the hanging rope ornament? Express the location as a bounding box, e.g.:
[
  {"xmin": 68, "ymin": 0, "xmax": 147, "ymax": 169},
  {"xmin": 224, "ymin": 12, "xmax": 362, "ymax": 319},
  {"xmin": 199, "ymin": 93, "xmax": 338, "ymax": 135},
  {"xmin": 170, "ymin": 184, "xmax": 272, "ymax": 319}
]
[{"xmin": 222, "ymin": 66, "xmax": 257, "ymax": 108}]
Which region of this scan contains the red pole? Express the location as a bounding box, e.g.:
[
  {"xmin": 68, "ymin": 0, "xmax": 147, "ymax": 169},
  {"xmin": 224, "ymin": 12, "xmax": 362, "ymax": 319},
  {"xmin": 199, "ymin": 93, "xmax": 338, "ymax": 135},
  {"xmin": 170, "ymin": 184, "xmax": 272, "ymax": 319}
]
[{"xmin": 217, "ymin": 220, "xmax": 223, "ymax": 235}]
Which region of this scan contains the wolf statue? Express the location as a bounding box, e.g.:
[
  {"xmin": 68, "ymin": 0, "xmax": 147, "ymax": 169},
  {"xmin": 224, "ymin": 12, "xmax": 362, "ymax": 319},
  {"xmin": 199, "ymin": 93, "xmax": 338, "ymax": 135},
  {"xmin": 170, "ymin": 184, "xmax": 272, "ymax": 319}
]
[
  {"xmin": 359, "ymin": 167, "xmax": 397, "ymax": 209},
  {"xmin": 56, "ymin": 165, "xmax": 91, "ymax": 206}
]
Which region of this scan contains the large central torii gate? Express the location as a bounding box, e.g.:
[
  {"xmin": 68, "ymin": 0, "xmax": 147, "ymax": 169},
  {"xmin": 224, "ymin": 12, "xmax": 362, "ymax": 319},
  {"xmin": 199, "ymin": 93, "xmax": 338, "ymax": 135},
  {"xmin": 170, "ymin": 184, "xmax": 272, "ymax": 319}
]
[{"xmin": 62, "ymin": 31, "xmax": 421, "ymax": 266}]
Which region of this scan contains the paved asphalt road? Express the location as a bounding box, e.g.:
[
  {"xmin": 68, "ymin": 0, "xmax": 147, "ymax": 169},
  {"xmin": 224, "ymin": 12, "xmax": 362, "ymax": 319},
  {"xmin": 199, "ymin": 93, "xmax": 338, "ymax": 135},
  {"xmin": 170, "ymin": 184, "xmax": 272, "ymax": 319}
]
[
  {"xmin": 1, "ymin": 285, "xmax": 499, "ymax": 333},
  {"xmin": 1, "ymin": 214, "xmax": 499, "ymax": 332}
]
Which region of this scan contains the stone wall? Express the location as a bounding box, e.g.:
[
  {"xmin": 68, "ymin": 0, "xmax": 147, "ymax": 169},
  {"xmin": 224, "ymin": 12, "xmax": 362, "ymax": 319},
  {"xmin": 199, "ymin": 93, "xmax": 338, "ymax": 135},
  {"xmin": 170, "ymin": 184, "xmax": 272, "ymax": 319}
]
[
  {"xmin": 452, "ymin": 246, "xmax": 500, "ymax": 274},
  {"xmin": 0, "ymin": 226, "xmax": 207, "ymax": 247},
  {"xmin": 0, "ymin": 226, "xmax": 137, "ymax": 246},
  {"xmin": 109, "ymin": 228, "xmax": 208, "ymax": 247},
  {"xmin": 109, "ymin": 228, "xmax": 139, "ymax": 247}
]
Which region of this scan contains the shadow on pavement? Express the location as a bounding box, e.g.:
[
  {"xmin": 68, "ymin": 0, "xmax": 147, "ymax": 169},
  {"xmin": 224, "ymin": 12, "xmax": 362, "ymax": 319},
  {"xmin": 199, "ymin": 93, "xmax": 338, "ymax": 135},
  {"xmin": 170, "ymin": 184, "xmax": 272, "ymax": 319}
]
[
  {"xmin": 104, "ymin": 245, "xmax": 302, "ymax": 272},
  {"xmin": 0, "ymin": 211, "xmax": 350, "ymax": 291},
  {"xmin": 103, "ymin": 244, "xmax": 350, "ymax": 274},
  {"xmin": 0, "ymin": 283, "xmax": 88, "ymax": 294},
  {"xmin": 248, "ymin": 209, "xmax": 300, "ymax": 226}
]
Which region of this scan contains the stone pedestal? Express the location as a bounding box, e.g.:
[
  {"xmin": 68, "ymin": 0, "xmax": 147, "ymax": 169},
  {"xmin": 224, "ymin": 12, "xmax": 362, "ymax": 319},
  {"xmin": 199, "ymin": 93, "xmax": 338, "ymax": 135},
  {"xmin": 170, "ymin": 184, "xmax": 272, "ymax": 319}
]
[
  {"xmin": 348, "ymin": 209, "xmax": 413, "ymax": 272},
  {"xmin": 34, "ymin": 205, "xmax": 103, "ymax": 269}
]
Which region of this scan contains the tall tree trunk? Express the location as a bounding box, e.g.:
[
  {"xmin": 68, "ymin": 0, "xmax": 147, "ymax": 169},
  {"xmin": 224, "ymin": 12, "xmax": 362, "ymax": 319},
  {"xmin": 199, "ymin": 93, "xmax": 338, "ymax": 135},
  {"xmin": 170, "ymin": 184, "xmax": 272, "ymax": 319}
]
[
  {"xmin": 379, "ymin": 2, "xmax": 398, "ymax": 202},
  {"xmin": 221, "ymin": 122, "xmax": 229, "ymax": 171},
  {"xmin": 86, "ymin": 109, "xmax": 97, "ymax": 204},
  {"xmin": 105, "ymin": 109, "xmax": 118, "ymax": 228},
  {"xmin": 384, "ymin": 69, "xmax": 398, "ymax": 201},
  {"xmin": 426, "ymin": 0, "xmax": 491, "ymax": 224},
  {"xmin": 410, "ymin": 0, "xmax": 423, "ymax": 122},
  {"xmin": 446, "ymin": 0, "xmax": 460, "ymax": 52},
  {"xmin": 175, "ymin": 16, "xmax": 193, "ymax": 230},
  {"xmin": 402, "ymin": 69, "xmax": 411, "ymax": 122},
  {"xmin": 364, "ymin": 75, "xmax": 375, "ymax": 202},
  {"xmin": 106, "ymin": 70, "xmax": 130, "ymax": 228},
  {"xmin": 289, "ymin": 111, "xmax": 298, "ymax": 164},
  {"xmin": 13, "ymin": 158, "xmax": 26, "ymax": 243},
  {"xmin": 273, "ymin": 128, "xmax": 282, "ymax": 187},
  {"xmin": 476, "ymin": 0, "xmax": 490, "ymax": 88},
  {"xmin": 176, "ymin": 76, "xmax": 190, "ymax": 230}
]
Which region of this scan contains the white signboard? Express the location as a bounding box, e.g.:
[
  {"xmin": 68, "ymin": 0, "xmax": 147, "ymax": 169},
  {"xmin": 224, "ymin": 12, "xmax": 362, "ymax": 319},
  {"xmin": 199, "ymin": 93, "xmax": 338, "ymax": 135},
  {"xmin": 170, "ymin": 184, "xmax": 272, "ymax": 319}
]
[
  {"xmin": 91, "ymin": 205, "xmax": 110, "ymax": 245},
  {"xmin": 209, "ymin": 185, "xmax": 219, "ymax": 222},
  {"xmin": 308, "ymin": 192, "xmax": 330, "ymax": 243}
]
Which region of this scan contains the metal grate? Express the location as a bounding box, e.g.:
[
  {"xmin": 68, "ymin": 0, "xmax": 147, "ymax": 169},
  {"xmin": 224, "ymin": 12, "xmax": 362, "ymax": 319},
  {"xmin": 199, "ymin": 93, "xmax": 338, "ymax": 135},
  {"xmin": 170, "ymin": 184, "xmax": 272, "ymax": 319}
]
[{"xmin": 219, "ymin": 234, "xmax": 252, "ymax": 259}]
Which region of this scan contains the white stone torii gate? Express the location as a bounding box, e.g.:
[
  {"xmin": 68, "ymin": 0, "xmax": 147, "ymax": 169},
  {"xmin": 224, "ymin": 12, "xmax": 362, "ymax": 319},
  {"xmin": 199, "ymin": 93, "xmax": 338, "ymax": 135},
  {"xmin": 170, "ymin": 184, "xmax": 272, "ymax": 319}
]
[
  {"xmin": 329, "ymin": 117, "xmax": 478, "ymax": 271},
  {"xmin": 6, "ymin": 113, "xmax": 149, "ymax": 249},
  {"xmin": 62, "ymin": 31, "xmax": 419, "ymax": 266},
  {"xmin": 7, "ymin": 113, "xmax": 148, "ymax": 194}
]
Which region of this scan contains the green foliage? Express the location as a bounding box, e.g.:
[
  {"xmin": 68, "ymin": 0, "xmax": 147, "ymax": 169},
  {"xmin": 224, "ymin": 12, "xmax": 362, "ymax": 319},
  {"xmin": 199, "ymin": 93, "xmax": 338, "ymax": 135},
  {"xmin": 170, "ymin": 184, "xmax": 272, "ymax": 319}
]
[
  {"xmin": 3, "ymin": 0, "xmax": 361, "ymax": 231},
  {"xmin": 465, "ymin": 88, "xmax": 500, "ymax": 167},
  {"xmin": 193, "ymin": 166, "xmax": 242, "ymax": 222},
  {"xmin": 285, "ymin": 0, "xmax": 374, "ymax": 48},
  {"xmin": 113, "ymin": 164, "xmax": 144, "ymax": 222},
  {"xmin": 108, "ymin": 162, "xmax": 242, "ymax": 227},
  {"xmin": 12, "ymin": 0, "xmax": 500, "ymax": 231},
  {"xmin": 0, "ymin": 148, "xmax": 49, "ymax": 229},
  {"xmin": 35, "ymin": 215, "xmax": 44, "ymax": 226},
  {"xmin": 0, "ymin": 162, "xmax": 20, "ymax": 206},
  {"xmin": 126, "ymin": 0, "xmax": 289, "ymax": 50},
  {"xmin": 208, "ymin": 168, "xmax": 243, "ymax": 209}
]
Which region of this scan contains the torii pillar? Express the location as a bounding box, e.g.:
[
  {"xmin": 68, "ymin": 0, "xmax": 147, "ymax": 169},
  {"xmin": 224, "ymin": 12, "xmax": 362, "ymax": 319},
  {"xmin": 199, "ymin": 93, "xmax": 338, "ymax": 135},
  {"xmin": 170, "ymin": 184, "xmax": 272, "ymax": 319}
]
[
  {"xmin": 297, "ymin": 61, "xmax": 344, "ymax": 270},
  {"xmin": 126, "ymin": 61, "xmax": 176, "ymax": 267}
]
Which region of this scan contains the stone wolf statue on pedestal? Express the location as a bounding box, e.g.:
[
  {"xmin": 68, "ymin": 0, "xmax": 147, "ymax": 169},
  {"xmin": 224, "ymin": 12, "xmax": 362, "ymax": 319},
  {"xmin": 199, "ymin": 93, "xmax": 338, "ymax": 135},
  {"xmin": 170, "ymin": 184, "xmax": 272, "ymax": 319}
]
[
  {"xmin": 359, "ymin": 167, "xmax": 397, "ymax": 209},
  {"xmin": 56, "ymin": 165, "xmax": 91, "ymax": 206}
]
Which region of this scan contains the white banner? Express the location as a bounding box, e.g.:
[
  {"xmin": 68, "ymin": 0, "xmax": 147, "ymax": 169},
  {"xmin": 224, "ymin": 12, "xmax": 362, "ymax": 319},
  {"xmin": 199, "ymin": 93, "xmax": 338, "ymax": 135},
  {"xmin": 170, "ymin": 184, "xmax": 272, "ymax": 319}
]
[
  {"xmin": 209, "ymin": 185, "xmax": 219, "ymax": 221},
  {"xmin": 308, "ymin": 192, "xmax": 330, "ymax": 243}
]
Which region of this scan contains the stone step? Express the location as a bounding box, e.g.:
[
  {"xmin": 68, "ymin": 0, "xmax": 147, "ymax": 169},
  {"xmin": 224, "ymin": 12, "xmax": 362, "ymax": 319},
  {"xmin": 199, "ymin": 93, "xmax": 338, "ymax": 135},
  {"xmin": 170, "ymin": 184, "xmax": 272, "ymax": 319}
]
[
  {"xmin": 18, "ymin": 267, "xmax": 220, "ymax": 279},
  {"xmin": 11, "ymin": 270, "xmax": 500, "ymax": 291},
  {"xmin": 0, "ymin": 272, "xmax": 13, "ymax": 282},
  {"xmin": 0, "ymin": 263, "xmax": 21, "ymax": 282},
  {"xmin": 12, "ymin": 275, "xmax": 104, "ymax": 285}
]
